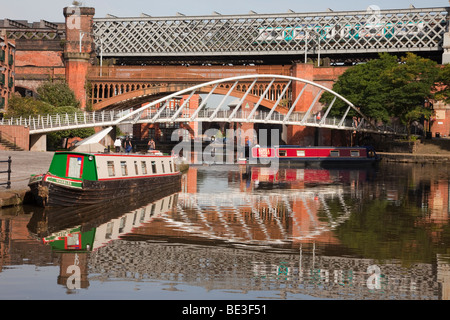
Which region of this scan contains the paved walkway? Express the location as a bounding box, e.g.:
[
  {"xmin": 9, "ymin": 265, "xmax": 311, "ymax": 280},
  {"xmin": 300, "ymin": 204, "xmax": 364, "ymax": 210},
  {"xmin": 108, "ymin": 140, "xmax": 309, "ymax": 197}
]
[{"xmin": 0, "ymin": 150, "xmax": 54, "ymax": 207}]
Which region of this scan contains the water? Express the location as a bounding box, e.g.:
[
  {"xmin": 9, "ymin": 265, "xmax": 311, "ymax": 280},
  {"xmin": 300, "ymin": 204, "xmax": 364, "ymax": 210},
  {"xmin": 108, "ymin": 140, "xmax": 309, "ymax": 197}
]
[{"xmin": 1, "ymin": 162, "xmax": 450, "ymax": 301}]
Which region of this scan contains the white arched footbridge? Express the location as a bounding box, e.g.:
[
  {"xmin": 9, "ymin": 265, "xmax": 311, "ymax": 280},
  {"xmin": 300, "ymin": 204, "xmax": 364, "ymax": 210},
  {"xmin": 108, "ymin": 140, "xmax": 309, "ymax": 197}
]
[{"xmin": 1, "ymin": 75, "xmax": 406, "ymax": 136}]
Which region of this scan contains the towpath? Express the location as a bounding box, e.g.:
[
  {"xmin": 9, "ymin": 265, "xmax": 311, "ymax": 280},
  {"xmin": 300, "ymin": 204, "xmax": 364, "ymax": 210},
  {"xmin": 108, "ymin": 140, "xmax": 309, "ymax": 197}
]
[{"xmin": 0, "ymin": 151, "xmax": 54, "ymax": 207}]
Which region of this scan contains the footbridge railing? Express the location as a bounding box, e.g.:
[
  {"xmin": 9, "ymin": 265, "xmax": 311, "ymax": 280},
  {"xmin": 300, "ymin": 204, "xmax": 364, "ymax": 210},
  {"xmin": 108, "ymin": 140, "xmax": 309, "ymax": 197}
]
[{"xmin": 0, "ymin": 108, "xmax": 407, "ymax": 136}]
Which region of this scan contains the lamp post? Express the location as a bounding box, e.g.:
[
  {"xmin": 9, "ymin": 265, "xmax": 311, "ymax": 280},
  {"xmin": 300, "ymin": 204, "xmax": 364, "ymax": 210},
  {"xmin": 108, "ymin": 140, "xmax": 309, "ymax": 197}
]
[
  {"xmin": 79, "ymin": 31, "xmax": 104, "ymax": 76},
  {"xmin": 304, "ymin": 31, "xmax": 309, "ymax": 64},
  {"xmin": 304, "ymin": 30, "xmax": 321, "ymax": 66}
]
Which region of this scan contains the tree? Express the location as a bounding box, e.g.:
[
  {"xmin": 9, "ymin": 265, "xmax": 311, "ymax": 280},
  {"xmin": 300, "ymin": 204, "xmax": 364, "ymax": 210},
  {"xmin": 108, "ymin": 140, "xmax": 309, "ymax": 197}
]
[
  {"xmin": 434, "ymin": 63, "xmax": 450, "ymax": 103},
  {"xmin": 36, "ymin": 81, "xmax": 80, "ymax": 108},
  {"xmin": 382, "ymin": 53, "xmax": 438, "ymax": 120},
  {"xmin": 320, "ymin": 53, "xmax": 439, "ymax": 134},
  {"xmin": 7, "ymin": 82, "xmax": 92, "ymax": 150},
  {"xmin": 320, "ymin": 53, "xmax": 398, "ymax": 122}
]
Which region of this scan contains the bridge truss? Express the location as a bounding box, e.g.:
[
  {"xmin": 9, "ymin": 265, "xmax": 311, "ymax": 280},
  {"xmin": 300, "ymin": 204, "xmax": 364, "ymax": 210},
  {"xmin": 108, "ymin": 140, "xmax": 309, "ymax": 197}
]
[
  {"xmin": 93, "ymin": 7, "xmax": 449, "ymax": 63},
  {"xmin": 1, "ymin": 75, "xmax": 407, "ymax": 136}
]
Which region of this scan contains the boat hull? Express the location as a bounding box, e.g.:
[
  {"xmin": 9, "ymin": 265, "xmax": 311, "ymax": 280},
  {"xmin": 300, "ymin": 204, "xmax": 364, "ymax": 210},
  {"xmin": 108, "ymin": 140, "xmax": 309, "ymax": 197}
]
[
  {"xmin": 249, "ymin": 146, "xmax": 381, "ymax": 168},
  {"xmin": 29, "ymin": 172, "xmax": 182, "ymax": 207}
]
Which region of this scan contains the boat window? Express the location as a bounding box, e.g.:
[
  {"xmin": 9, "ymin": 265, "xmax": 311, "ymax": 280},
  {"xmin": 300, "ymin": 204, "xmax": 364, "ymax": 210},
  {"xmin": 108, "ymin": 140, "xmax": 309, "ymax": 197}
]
[
  {"xmin": 150, "ymin": 203, "xmax": 156, "ymax": 216},
  {"xmin": 65, "ymin": 233, "xmax": 82, "ymax": 250},
  {"xmin": 119, "ymin": 216, "xmax": 126, "ymax": 233},
  {"xmin": 297, "ymin": 150, "xmax": 306, "ymax": 157},
  {"xmin": 121, "ymin": 161, "xmax": 128, "ymax": 176},
  {"xmin": 141, "ymin": 161, "xmax": 147, "ymax": 174},
  {"xmin": 330, "ymin": 150, "xmax": 340, "ymax": 157},
  {"xmin": 134, "ymin": 161, "xmax": 139, "ymax": 175},
  {"xmin": 151, "ymin": 161, "xmax": 157, "ymax": 174},
  {"xmin": 67, "ymin": 156, "xmax": 83, "ymax": 178},
  {"xmin": 140, "ymin": 208, "xmax": 146, "ymax": 222},
  {"xmin": 107, "ymin": 161, "xmax": 115, "ymax": 177},
  {"xmin": 162, "ymin": 163, "xmax": 165, "ymax": 173},
  {"xmin": 105, "ymin": 222, "xmax": 113, "ymax": 239},
  {"xmin": 279, "ymin": 150, "xmax": 287, "ymax": 157},
  {"xmin": 169, "ymin": 161, "xmax": 173, "ymax": 172},
  {"xmin": 351, "ymin": 150, "xmax": 360, "ymax": 157}
]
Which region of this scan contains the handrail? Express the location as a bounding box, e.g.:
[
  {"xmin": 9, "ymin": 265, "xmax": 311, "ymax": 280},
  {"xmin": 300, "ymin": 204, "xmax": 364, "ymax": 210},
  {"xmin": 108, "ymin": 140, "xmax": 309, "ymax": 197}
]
[
  {"xmin": 0, "ymin": 156, "xmax": 12, "ymax": 189},
  {"xmin": 0, "ymin": 108, "xmax": 407, "ymax": 135}
]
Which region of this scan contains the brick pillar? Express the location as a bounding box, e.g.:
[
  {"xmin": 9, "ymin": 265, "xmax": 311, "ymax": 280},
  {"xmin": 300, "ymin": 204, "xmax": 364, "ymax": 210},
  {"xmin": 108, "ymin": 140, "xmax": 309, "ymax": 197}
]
[
  {"xmin": 288, "ymin": 63, "xmax": 316, "ymax": 146},
  {"xmin": 63, "ymin": 6, "xmax": 95, "ymax": 110}
]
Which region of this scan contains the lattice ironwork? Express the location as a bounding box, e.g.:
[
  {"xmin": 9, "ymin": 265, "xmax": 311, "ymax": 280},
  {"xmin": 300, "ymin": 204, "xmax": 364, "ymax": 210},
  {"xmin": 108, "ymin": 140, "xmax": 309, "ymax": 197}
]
[
  {"xmin": 6, "ymin": 29, "xmax": 63, "ymax": 40},
  {"xmin": 93, "ymin": 7, "xmax": 449, "ymax": 58}
]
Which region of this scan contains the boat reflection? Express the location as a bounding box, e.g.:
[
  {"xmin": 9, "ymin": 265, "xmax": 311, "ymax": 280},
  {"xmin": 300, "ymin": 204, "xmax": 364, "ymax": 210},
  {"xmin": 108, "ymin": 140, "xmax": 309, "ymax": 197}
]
[
  {"xmin": 241, "ymin": 166, "xmax": 376, "ymax": 190},
  {"xmin": 23, "ymin": 166, "xmax": 450, "ymax": 299}
]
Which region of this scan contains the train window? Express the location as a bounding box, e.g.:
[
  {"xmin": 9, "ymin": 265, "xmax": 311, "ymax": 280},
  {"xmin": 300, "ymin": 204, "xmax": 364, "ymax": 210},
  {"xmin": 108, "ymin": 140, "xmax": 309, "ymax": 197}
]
[
  {"xmin": 107, "ymin": 161, "xmax": 115, "ymax": 177},
  {"xmin": 351, "ymin": 151, "xmax": 360, "ymax": 157},
  {"xmin": 141, "ymin": 161, "xmax": 147, "ymax": 174},
  {"xmin": 330, "ymin": 150, "xmax": 340, "ymax": 157},
  {"xmin": 120, "ymin": 161, "xmax": 128, "ymax": 176}
]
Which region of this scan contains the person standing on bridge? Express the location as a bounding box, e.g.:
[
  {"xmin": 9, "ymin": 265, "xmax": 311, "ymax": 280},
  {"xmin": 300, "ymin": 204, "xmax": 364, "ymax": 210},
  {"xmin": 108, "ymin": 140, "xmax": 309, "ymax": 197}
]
[
  {"xmin": 148, "ymin": 138, "xmax": 156, "ymax": 151},
  {"xmin": 124, "ymin": 137, "xmax": 133, "ymax": 154},
  {"xmin": 114, "ymin": 138, "xmax": 122, "ymax": 153}
]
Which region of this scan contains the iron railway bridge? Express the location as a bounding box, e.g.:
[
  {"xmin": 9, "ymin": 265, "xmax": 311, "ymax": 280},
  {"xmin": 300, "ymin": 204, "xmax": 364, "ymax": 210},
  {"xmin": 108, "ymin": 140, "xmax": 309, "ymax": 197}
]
[{"xmin": 92, "ymin": 6, "xmax": 450, "ymax": 64}]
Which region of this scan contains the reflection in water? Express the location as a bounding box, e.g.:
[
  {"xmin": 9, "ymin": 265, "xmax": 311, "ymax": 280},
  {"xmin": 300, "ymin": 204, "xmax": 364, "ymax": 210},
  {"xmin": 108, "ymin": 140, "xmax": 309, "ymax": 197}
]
[{"xmin": 0, "ymin": 163, "xmax": 449, "ymax": 299}]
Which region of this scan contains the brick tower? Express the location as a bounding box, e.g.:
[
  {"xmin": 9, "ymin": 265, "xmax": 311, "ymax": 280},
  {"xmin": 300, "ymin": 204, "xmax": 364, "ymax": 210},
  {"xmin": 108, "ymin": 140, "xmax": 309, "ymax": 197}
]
[{"xmin": 63, "ymin": 6, "xmax": 95, "ymax": 110}]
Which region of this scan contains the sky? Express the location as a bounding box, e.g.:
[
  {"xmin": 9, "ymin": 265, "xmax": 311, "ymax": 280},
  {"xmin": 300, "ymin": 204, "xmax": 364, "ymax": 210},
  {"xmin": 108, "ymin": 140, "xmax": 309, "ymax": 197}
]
[{"xmin": 1, "ymin": 0, "xmax": 449, "ymax": 22}]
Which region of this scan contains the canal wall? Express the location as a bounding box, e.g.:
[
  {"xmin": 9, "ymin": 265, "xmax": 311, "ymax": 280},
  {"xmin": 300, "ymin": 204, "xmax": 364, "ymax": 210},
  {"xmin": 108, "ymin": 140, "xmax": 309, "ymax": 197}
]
[
  {"xmin": 379, "ymin": 152, "xmax": 450, "ymax": 164},
  {"xmin": 379, "ymin": 138, "xmax": 450, "ymax": 164}
]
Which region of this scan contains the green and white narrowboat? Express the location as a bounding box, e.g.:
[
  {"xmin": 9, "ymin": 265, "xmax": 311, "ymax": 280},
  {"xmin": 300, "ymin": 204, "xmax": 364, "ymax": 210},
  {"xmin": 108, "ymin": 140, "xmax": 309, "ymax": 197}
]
[{"xmin": 28, "ymin": 151, "xmax": 182, "ymax": 207}]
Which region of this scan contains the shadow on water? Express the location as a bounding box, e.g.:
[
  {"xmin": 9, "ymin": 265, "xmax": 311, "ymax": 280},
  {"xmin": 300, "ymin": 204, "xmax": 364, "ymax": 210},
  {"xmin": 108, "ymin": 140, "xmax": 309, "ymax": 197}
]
[{"xmin": 9, "ymin": 163, "xmax": 448, "ymax": 299}]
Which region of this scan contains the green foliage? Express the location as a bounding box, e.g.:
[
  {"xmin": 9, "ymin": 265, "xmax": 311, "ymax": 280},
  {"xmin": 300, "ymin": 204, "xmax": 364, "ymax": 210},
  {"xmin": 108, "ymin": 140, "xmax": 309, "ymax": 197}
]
[
  {"xmin": 434, "ymin": 64, "xmax": 450, "ymax": 103},
  {"xmin": 6, "ymin": 81, "xmax": 92, "ymax": 150},
  {"xmin": 6, "ymin": 95, "xmax": 53, "ymax": 118},
  {"xmin": 320, "ymin": 53, "xmax": 439, "ymax": 127},
  {"xmin": 36, "ymin": 81, "xmax": 80, "ymax": 108},
  {"xmin": 383, "ymin": 53, "xmax": 438, "ymax": 117},
  {"xmin": 320, "ymin": 53, "xmax": 398, "ymax": 122}
]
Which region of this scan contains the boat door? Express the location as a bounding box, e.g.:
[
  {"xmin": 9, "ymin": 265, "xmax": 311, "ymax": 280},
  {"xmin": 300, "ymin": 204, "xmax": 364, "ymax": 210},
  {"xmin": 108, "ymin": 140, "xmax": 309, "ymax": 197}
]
[{"xmin": 66, "ymin": 155, "xmax": 84, "ymax": 179}]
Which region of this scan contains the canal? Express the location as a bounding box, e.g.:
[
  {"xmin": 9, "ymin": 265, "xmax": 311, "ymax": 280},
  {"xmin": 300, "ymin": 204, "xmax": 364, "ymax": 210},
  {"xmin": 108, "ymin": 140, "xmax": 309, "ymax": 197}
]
[{"xmin": 0, "ymin": 162, "xmax": 449, "ymax": 300}]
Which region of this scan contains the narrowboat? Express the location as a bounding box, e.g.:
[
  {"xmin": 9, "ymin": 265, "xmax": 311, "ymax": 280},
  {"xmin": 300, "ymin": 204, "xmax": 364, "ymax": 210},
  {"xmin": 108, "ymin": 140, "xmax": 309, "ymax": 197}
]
[
  {"xmin": 28, "ymin": 150, "xmax": 182, "ymax": 207},
  {"xmin": 250, "ymin": 146, "xmax": 381, "ymax": 167}
]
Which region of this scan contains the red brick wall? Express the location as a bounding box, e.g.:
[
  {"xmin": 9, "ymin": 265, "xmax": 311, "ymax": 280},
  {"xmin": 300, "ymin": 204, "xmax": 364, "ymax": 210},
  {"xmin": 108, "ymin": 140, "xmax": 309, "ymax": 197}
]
[
  {"xmin": 0, "ymin": 126, "xmax": 30, "ymax": 150},
  {"xmin": 431, "ymin": 102, "xmax": 450, "ymax": 138},
  {"xmin": 65, "ymin": 58, "xmax": 90, "ymax": 109},
  {"xmin": 14, "ymin": 46, "xmax": 65, "ymax": 94},
  {"xmin": 15, "ymin": 51, "xmax": 64, "ymax": 68}
]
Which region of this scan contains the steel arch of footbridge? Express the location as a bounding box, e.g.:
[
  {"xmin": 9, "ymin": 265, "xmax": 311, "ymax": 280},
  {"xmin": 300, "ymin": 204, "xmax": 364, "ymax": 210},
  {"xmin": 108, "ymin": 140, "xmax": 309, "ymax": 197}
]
[{"xmin": 112, "ymin": 74, "xmax": 375, "ymax": 131}]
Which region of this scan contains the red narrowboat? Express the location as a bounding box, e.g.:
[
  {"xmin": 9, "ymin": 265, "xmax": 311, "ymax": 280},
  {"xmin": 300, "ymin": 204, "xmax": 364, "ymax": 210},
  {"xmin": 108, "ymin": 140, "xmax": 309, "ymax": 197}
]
[{"xmin": 250, "ymin": 146, "xmax": 381, "ymax": 167}]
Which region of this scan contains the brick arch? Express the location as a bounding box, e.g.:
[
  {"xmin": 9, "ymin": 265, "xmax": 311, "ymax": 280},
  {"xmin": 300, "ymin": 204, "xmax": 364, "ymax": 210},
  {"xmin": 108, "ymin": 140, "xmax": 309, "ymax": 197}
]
[{"xmin": 92, "ymin": 82, "xmax": 289, "ymax": 113}]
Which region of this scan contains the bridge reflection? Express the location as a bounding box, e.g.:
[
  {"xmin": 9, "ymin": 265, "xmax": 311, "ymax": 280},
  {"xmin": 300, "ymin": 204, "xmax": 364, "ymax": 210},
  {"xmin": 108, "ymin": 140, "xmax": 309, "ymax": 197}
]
[{"xmin": 21, "ymin": 166, "xmax": 450, "ymax": 299}]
